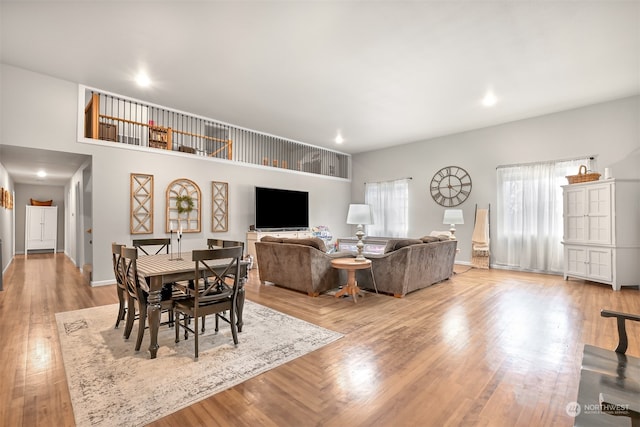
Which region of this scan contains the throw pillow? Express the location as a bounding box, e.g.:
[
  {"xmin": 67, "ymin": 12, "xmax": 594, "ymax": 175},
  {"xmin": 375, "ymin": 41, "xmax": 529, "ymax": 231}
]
[
  {"xmin": 384, "ymin": 238, "xmax": 423, "ymax": 253},
  {"xmin": 420, "ymin": 236, "xmax": 440, "ymax": 243}
]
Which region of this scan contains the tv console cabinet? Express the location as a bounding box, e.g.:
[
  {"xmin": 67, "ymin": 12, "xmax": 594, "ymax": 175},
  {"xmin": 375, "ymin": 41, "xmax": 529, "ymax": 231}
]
[{"xmin": 247, "ymin": 230, "xmax": 312, "ymax": 268}]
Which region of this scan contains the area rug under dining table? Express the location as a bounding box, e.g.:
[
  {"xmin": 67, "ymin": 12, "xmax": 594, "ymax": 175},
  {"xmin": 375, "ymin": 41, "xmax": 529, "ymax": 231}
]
[{"xmin": 55, "ymin": 300, "xmax": 343, "ymax": 427}]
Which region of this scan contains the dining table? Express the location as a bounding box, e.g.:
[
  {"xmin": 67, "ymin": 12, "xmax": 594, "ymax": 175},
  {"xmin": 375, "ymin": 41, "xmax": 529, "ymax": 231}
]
[{"xmin": 136, "ymin": 251, "xmax": 248, "ymax": 359}]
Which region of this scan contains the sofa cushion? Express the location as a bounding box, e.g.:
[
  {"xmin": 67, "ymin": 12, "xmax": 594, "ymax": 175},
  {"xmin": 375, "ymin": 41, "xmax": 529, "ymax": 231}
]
[
  {"xmin": 384, "ymin": 238, "xmax": 423, "ymax": 253},
  {"xmin": 282, "ymin": 237, "xmax": 327, "ymax": 252},
  {"xmin": 260, "ymin": 235, "xmax": 284, "ymax": 243}
]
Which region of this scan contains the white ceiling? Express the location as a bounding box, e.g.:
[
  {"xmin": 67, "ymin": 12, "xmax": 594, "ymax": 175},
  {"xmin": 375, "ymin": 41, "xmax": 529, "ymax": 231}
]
[
  {"xmin": 0, "ymin": 145, "xmax": 90, "ymax": 186},
  {"xmin": 1, "ymin": 1, "xmax": 639, "ymax": 179}
]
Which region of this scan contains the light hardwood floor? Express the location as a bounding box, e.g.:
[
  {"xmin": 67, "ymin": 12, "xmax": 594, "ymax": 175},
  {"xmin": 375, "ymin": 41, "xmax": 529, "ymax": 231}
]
[{"xmin": 1, "ymin": 253, "xmax": 639, "ymax": 426}]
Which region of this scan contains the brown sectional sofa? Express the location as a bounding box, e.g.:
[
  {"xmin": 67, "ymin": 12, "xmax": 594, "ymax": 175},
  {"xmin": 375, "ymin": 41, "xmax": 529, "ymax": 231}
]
[
  {"xmin": 255, "ymin": 234, "xmax": 457, "ymax": 298},
  {"xmin": 354, "ymin": 237, "xmax": 457, "ymax": 297},
  {"xmin": 254, "ymin": 236, "xmax": 352, "ymax": 296}
]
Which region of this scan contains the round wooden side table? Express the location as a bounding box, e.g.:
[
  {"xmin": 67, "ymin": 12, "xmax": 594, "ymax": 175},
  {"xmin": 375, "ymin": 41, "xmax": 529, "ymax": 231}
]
[{"xmin": 331, "ymin": 257, "xmax": 372, "ymax": 303}]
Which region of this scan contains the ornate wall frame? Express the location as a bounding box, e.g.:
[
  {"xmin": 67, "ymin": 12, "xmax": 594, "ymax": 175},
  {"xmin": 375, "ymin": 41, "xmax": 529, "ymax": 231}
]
[
  {"xmin": 211, "ymin": 181, "xmax": 228, "ymax": 232},
  {"xmin": 130, "ymin": 173, "xmax": 154, "ymax": 234},
  {"xmin": 166, "ymin": 178, "xmax": 201, "ymax": 233}
]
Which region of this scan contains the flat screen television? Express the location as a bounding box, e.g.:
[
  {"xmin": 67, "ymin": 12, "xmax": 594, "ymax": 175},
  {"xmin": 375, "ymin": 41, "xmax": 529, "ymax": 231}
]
[{"xmin": 255, "ymin": 186, "xmax": 309, "ymax": 230}]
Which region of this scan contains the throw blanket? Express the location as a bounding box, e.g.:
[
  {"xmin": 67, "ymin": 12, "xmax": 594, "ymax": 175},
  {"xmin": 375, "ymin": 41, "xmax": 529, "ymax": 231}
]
[{"xmin": 472, "ymin": 209, "xmax": 489, "ymax": 249}]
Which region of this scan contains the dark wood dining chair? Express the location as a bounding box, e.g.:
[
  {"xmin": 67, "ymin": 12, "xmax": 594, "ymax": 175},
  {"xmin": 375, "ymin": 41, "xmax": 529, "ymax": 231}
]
[
  {"xmin": 132, "ymin": 238, "xmax": 171, "ymax": 255},
  {"xmin": 121, "ymin": 246, "xmax": 178, "ymax": 351},
  {"xmin": 206, "ymin": 239, "xmax": 247, "ymax": 331},
  {"xmin": 173, "ymin": 246, "xmax": 243, "ymax": 359},
  {"xmin": 111, "ymin": 243, "xmax": 127, "ymax": 329}
]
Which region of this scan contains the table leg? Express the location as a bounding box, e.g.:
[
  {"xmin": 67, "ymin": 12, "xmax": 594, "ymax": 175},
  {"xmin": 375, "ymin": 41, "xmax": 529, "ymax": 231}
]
[
  {"xmin": 335, "ymin": 269, "xmax": 361, "ymax": 303},
  {"xmin": 147, "ymin": 276, "xmax": 162, "ymax": 359}
]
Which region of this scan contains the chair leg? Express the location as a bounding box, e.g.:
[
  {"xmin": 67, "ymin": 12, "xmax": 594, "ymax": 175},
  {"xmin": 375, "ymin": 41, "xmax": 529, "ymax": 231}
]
[
  {"xmin": 115, "ymin": 287, "xmax": 126, "ymax": 329},
  {"xmin": 201, "ymin": 315, "xmax": 206, "ymax": 333},
  {"xmin": 135, "ymin": 302, "xmax": 147, "ymax": 351},
  {"xmin": 230, "ymin": 307, "xmax": 238, "ymax": 345},
  {"xmin": 124, "ymin": 295, "xmax": 136, "ymax": 339},
  {"xmin": 175, "ymin": 311, "xmax": 180, "ymax": 344},
  {"xmin": 194, "ymin": 315, "xmax": 199, "ymax": 359},
  {"xmin": 215, "ymin": 313, "xmax": 219, "ymax": 332}
]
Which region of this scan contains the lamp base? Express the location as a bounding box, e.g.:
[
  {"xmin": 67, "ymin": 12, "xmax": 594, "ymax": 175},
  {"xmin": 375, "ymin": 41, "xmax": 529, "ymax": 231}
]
[{"xmin": 354, "ymin": 225, "xmax": 367, "ymax": 261}]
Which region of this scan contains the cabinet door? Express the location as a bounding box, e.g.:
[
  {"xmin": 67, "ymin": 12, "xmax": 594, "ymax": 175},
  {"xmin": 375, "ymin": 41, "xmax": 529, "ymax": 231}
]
[
  {"xmin": 564, "ymin": 187, "xmax": 586, "ymax": 241},
  {"xmin": 585, "ymin": 184, "xmax": 612, "ymax": 244},
  {"xmin": 42, "ymin": 208, "xmax": 57, "ymax": 240},
  {"xmin": 565, "ymin": 246, "xmax": 587, "ymax": 277},
  {"xmin": 27, "ymin": 208, "xmax": 43, "ymax": 240},
  {"xmin": 586, "ymin": 247, "xmax": 613, "ymax": 282}
]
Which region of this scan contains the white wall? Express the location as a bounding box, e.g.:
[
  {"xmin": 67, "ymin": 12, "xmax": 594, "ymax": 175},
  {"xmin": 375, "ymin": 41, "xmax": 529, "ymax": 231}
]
[
  {"xmin": 0, "ymin": 162, "xmax": 14, "ymax": 276},
  {"xmin": 352, "ymin": 95, "xmax": 640, "ymax": 264},
  {"xmin": 1, "ymin": 64, "xmax": 352, "ymax": 284}
]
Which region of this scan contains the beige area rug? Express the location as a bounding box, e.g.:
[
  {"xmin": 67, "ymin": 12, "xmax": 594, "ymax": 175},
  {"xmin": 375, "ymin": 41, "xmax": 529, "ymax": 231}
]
[{"xmin": 56, "ymin": 301, "xmax": 343, "ymax": 427}]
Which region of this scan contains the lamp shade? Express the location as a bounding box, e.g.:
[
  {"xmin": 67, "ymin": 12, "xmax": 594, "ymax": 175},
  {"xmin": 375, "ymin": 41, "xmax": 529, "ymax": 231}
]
[
  {"xmin": 346, "ymin": 204, "xmax": 373, "ymax": 225},
  {"xmin": 443, "ymin": 209, "xmax": 464, "ymax": 225}
]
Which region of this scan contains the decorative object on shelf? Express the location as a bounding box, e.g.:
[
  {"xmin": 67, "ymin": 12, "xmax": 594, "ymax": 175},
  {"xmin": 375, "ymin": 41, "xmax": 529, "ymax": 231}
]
[
  {"xmin": 130, "ymin": 173, "xmax": 154, "ymax": 235},
  {"xmin": 211, "ymin": 181, "xmax": 228, "ymax": 232},
  {"xmin": 346, "ymin": 204, "xmax": 373, "ymax": 262},
  {"xmin": 166, "ymin": 178, "xmax": 201, "ymax": 233},
  {"xmin": 443, "ymin": 209, "xmax": 464, "ymax": 240},
  {"xmin": 430, "ymin": 166, "xmax": 472, "ymax": 207},
  {"xmin": 311, "ymin": 225, "xmax": 333, "ymax": 249},
  {"xmin": 0, "ymin": 187, "xmax": 4, "ymax": 208},
  {"xmin": 565, "ymin": 164, "xmax": 601, "ymax": 184}
]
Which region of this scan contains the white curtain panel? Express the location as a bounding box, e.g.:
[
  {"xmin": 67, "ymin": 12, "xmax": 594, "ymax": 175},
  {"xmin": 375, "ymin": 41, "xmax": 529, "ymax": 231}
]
[
  {"xmin": 494, "ymin": 157, "xmax": 591, "ymax": 273},
  {"xmin": 365, "ymin": 178, "xmax": 410, "ymax": 238}
]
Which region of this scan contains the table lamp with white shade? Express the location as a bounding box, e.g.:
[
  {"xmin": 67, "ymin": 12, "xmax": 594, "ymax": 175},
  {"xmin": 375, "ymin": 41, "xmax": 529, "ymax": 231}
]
[
  {"xmin": 443, "ymin": 209, "xmax": 464, "ymax": 240},
  {"xmin": 347, "ymin": 204, "xmax": 373, "ymax": 262}
]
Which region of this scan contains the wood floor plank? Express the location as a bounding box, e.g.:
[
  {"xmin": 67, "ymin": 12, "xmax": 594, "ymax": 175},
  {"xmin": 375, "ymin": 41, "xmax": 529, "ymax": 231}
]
[{"xmin": 1, "ymin": 253, "xmax": 639, "ymax": 426}]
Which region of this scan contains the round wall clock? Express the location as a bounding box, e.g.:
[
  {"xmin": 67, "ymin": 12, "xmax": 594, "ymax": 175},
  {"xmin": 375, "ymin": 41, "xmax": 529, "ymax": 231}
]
[{"xmin": 430, "ymin": 166, "xmax": 472, "ymax": 207}]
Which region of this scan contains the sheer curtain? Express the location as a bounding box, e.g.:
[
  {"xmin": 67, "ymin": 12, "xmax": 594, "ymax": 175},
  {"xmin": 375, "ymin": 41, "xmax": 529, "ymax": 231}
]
[
  {"xmin": 494, "ymin": 157, "xmax": 592, "ymax": 273},
  {"xmin": 365, "ymin": 178, "xmax": 410, "ymax": 237}
]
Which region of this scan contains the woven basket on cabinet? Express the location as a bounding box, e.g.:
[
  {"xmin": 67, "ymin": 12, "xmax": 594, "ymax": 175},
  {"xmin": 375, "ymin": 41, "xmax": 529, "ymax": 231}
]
[{"xmin": 566, "ymin": 165, "xmax": 601, "ymax": 184}]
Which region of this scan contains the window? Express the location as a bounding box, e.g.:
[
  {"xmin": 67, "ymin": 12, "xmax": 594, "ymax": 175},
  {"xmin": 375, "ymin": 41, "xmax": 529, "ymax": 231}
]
[
  {"xmin": 365, "ymin": 178, "xmax": 410, "ymax": 237},
  {"xmin": 494, "ymin": 157, "xmax": 593, "ymax": 273}
]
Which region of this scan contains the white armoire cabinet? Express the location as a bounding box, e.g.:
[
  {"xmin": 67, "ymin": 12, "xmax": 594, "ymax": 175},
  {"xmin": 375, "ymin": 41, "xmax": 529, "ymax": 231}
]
[
  {"xmin": 562, "ymin": 179, "xmax": 640, "ymax": 290},
  {"xmin": 25, "ymin": 205, "xmax": 58, "ymax": 253}
]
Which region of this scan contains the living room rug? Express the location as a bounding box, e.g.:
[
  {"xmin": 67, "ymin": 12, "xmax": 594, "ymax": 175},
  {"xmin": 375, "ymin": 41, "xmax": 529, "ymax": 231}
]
[{"xmin": 55, "ymin": 301, "xmax": 343, "ymax": 427}]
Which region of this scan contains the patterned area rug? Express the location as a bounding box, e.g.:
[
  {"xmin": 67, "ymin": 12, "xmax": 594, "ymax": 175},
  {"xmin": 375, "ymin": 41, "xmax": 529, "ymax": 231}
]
[{"xmin": 56, "ymin": 301, "xmax": 343, "ymax": 427}]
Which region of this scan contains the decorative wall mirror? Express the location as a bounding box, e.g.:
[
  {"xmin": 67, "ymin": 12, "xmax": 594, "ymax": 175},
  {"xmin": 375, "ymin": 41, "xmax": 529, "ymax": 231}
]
[
  {"xmin": 130, "ymin": 173, "xmax": 154, "ymax": 234},
  {"xmin": 211, "ymin": 181, "xmax": 228, "ymax": 232},
  {"xmin": 166, "ymin": 178, "xmax": 201, "ymax": 233}
]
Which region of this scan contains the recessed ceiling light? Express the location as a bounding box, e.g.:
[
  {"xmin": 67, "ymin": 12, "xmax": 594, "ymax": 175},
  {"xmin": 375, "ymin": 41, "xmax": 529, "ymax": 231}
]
[
  {"xmin": 37, "ymin": 170, "xmax": 47, "ymax": 178},
  {"xmin": 135, "ymin": 72, "xmax": 151, "ymax": 88},
  {"xmin": 482, "ymin": 91, "xmax": 498, "ymax": 107},
  {"xmin": 335, "ymin": 134, "xmax": 344, "ymax": 144}
]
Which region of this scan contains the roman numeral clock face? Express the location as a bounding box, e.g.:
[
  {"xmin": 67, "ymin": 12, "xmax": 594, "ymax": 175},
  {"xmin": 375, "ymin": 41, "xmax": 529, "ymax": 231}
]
[{"xmin": 430, "ymin": 166, "xmax": 472, "ymax": 207}]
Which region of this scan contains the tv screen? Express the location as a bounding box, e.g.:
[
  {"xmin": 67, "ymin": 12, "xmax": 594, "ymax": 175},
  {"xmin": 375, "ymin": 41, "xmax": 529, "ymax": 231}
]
[{"xmin": 255, "ymin": 187, "xmax": 309, "ymax": 230}]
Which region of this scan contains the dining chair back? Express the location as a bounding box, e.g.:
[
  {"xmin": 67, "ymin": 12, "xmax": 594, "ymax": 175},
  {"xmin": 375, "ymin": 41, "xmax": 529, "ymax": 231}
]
[
  {"xmin": 174, "ymin": 246, "xmax": 243, "ymax": 359},
  {"xmin": 206, "ymin": 239, "xmax": 247, "ymax": 283},
  {"xmin": 133, "ymin": 238, "xmax": 171, "ymax": 255},
  {"xmin": 111, "ymin": 243, "xmax": 127, "ymax": 329},
  {"xmin": 121, "ymin": 246, "xmax": 176, "ymax": 351},
  {"xmin": 206, "ymin": 239, "xmax": 244, "ymax": 252}
]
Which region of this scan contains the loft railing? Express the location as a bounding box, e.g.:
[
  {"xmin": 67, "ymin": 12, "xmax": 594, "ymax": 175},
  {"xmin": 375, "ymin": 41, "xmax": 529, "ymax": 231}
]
[{"xmin": 81, "ymin": 87, "xmax": 350, "ymax": 179}]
